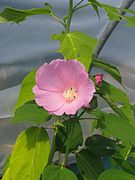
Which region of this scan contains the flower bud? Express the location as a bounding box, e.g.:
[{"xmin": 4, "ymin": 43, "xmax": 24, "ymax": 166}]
[{"xmin": 95, "ymin": 74, "xmax": 103, "ymax": 87}]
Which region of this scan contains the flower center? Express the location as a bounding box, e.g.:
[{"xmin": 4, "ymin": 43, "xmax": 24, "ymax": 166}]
[{"xmin": 63, "ymin": 87, "xmax": 77, "ymax": 103}]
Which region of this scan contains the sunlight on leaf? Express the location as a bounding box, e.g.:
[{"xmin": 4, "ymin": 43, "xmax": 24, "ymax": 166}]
[
  {"xmin": 8, "ymin": 127, "xmax": 50, "ymax": 180},
  {"xmin": 52, "ymin": 31, "xmax": 98, "ymax": 70}
]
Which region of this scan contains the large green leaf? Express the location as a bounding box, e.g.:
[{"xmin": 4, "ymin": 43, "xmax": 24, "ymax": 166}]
[
  {"xmin": 85, "ymin": 135, "xmax": 117, "ymax": 157},
  {"xmin": 14, "ymin": 69, "xmax": 36, "ymax": 111},
  {"xmin": 98, "ymin": 112, "xmax": 135, "ymax": 146},
  {"xmin": 12, "ymin": 101, "xmax": 52, "ymax": 124},
  {"xmin": 76, "ymin": 149, "xmax": 104, "ymax": 180},
  {"xmin": 99, "ymin": 169, "xmax": 135, "ymax": 180},
  {"xmin": 8, "ymin": 126, "xmax": 50, "ymax": 180},
  {"xmin": 98, "ymin": 81, "xmax": 134, "ymax": 124},
  {"xmin": 52, "ymin": 31, "xmax": 98, "ymax": 70},
  {"xmin": 113, "ymin": 158, "xmax": 135, "ymax": 176},
  {"xmin": 56, "ymin": 120, "xmax": 83, "ymax": 153},
  {"xmin": 42, "ymin": 165, "xmax": 77, "ymax": 180},
  {"xmin": 0, "ymin": 7, "xmax": 51, "ymax": 23},
  {"xmin": 92, "ymin": 58, "xmax": 122, "ymax": 84},
  {"xmin": 99, "ymin": 81, "xmax": 129, "ymax": 105}
]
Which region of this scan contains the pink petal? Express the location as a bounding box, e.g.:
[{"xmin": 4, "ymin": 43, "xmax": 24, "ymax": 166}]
[
  {"xmin": 33, "ymin": 85, "xmax": 65, "ymax": 112},
  {"xmin": 79, "ymin": 79, "xmax": 95, "ymax": 107},
  {"xmin": 55, "ymin": 59, "xmax": 88, "ymax": 87},
  {"xmin": 36, "ymin": 59, "xmax": 67, "ymax": 92},
  {"xmin": 50, "ymin": 97, "xmax": 84, "ymax": 115}
]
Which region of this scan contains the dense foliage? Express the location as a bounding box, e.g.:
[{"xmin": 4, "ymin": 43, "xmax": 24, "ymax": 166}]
[{"xmin": 1, "ymin": 0, "xmax": 135, "ymax": 180}]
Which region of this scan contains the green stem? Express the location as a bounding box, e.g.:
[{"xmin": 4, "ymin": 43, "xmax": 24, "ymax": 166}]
[
  {"xmin": 79, "ymin": 117, "xmax": 97, "ymax": 120},
  {"xmin": 66, "ymin": 0, "xmax": 73, "ymax": 33},
  {"xmin": 51, "ymin": 12, "xmax": 66, "ymax": 28},
  {"xmin": 78, "ymin": 110, "xmax": 86, "ymax": 118},
  {"xmin": 62, "ymin": 146, "xmax": 69, "ymax": 166},
  {"xmin": 58, "ymin": 151, "xmax": 61, "ymax": 165},
  {"xmin": 47, "ymin": 127, "xmax": 57, "ymax": 165},
  {"xmin": 73, "ymin": 3, "xmax": 90, "ymax": 12},
  {"xmin": 44, "ymin": 126, "xmax": 55, "ymax": 129},
  {"xmin": 73, "ymin": 0, "xmax": 84, "ymax": 11},
  {"xmin": 62, "ymin": 121, "xmax": 74, "ymax": 166}
]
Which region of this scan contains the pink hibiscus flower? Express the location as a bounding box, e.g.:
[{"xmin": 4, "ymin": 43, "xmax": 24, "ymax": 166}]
[{"xmin": 33, "ymin": 59, "xmax": 95, "ymax": 115}]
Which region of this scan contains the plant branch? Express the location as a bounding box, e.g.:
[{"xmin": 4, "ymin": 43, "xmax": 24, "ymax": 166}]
[
  {"xmin": 62, "ymin": 121, "xmax": 74, "ymax": 166},
  {"xmin": 58, "ymin": 151, "xmax": 61, "ymax": 165},
  {"xmin": 73, "ymin": 0, "xmax": 85, "ymax": 11},
  {"xmin": 78, "ymin": 110, "xmax": 86, "ymax": 118},
  {"xmin": 47, "ymin": 118, "xmax": 62, "ymax": 166},
  {"xmin": 51, "ymin": 12, "xmax": 66, "ymax": 28},
  {"xmin": 73, "ymin": 3, "xmax": 90, "ymax": 12},
  {"xmin": 66, "ymin": 0, "xmax": 73, "ymax": 33},
  {"xmin": 79, "ymin": 117, "xmax": 97, "ymax": 120},
  {"xmin": 47, "ymin": 127, "xmax": 57, "ymax": 165},
  {"xmin": 94, "ymin": 0, "xmax": 134, "ymax": 57},
  {"xmin": 44, "ymin": 126, "xmax": 55, "ymax": 129}
]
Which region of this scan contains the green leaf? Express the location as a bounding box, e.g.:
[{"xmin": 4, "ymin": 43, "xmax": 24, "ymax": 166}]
[
  {"xmin": 76, "ymin": 149, "xmax": 104, "ymax": 180},
  {"xmin": 89, "ymin": 1, "xmax": 135, "ymax": 27},
  {"xmin": 85, "ymin": 135, "xmax": 117, "ymax": 156},
  {"xmin": 12, "ymin": 101, "xmax": 52, "ymax": 124},
  {"xmin": 119, "ymin": 105, "xmax": 134, "ymax": 125},
  {"xmin": 92, "ymin": 58, "xmax": 122, "ymax": 84},
  {"xmin": 98, "ymin": 81, "xmax": 134, "ymax": 124},
  {"xmin": 115, "ymin": 142, "xmax": 132, "ymax": 160},
  {"xmin": 56, "ymin": 120, "xmax": 83, "ymax": 153},
  {"xmin": 52, "ymin": 31, "xmax": 98, "ymax": 70},
  {"xmin": 44, "ymin": 2, "xmax": 52, "ymax": 10},
  {"xmin": 0, "ymin": 7, "xmax": 51, "ymax": 23},
  {"xmin": 42, "ymin": 165, "xmax": 77, "ymax": 180},
  {"xmin": 99, "ymin": 169, "xmax": 135, "ymax": 180},
  {"xmin": 88, "ymin": 0, "xmax": 101, "ymax": 19},
  {"xmin": 113, "ymin": 158, "xmax": 135, "ymax": 176},
  {"xmin": 124, "ymin": 16, "xmax": 135, "ymax": 27},
  {"xmin": 99, "ymin": 112, "xmax": 135, "ymax": 146},
  {"xmin": 130, "ymin": 152, "xmax": 135, "ymax": 158},
  {"xmin": 100, "ymin": 81, "xmax": 129, "ymax": 105},
  {"xmin": 89, "ymin": 96, "xmax": 98, "ymax": 111},
  {"xmin": 101, "ymin": 4, "xmax": 135, "ymax": 27},
  {"xmin": 131, "ymin": 104, "xmax": 135, "ymax": 119},
  {"xmin": 8, "ymin": 126, "xmax": 50, "ymax": 180},
  {"xmin": 14, "ymin": 69, "xmax": 36, "ymax": 111},
  {"xmin": 89, "ymin": 1, "xmax": 120, "ymax": 21},
  {"xmin": 2, "ymin": 168, "xmax": 10, "ymax": 180},
  {"xmin": 101, "ymin": 4, "xmax": 120, "ymax": 21},
  {"xmin": 85, "ymin": 96, "xmax": 98, "ymax": 113}
]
